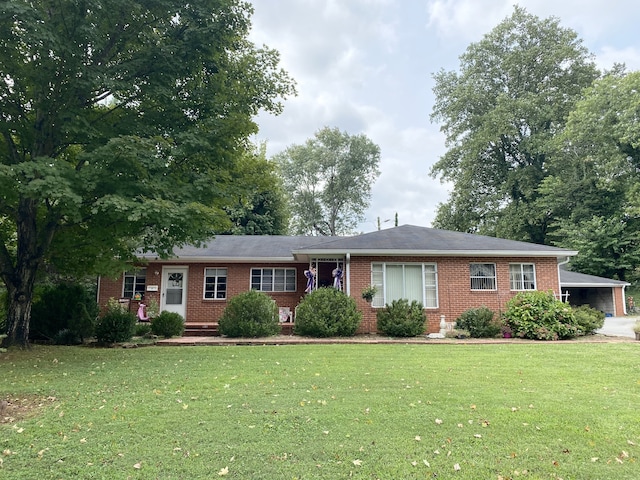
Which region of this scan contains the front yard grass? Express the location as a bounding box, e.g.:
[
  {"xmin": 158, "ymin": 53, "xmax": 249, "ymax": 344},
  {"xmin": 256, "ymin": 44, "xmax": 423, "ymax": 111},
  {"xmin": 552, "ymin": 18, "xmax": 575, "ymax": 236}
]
[{"xmin": 1, "ymin": 343, "xmax": 639, "ymax": 479}]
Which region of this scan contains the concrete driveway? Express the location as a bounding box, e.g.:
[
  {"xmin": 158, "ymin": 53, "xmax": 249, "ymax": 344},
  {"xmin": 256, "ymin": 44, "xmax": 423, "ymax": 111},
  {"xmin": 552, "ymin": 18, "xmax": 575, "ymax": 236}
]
[{"xmin": 596, "ymin": 316, "xmax": 638, "ymax": 338}]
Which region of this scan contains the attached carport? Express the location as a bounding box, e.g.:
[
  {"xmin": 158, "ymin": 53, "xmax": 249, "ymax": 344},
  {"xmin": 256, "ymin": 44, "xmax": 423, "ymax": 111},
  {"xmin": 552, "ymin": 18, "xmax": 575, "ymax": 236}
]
[{"xmin": 559, "ymin": 269, "xmax": 629, "ymax": 317}]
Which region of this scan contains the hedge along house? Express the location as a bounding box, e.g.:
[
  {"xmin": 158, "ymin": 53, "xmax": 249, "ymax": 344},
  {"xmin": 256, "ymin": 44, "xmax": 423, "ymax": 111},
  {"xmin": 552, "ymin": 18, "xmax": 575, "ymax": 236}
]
[{"xmin": 97, "ymin": 225, "xmax": 628, "ymax": 335}]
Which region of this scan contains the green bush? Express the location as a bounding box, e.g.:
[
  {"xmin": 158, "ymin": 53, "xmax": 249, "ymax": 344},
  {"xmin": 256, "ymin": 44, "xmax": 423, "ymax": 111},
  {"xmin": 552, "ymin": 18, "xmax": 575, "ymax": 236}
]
[
  {"xmin": 219, "ymin": 290, "xmax": 279, "ymax": 338},
  {"xmin": 151, "ymin": 311, "xmax": 185, "ymax": 338},
  {"xmin": 455, "ymin": 306, "xmax": 500, "ymax": 338},
  {"xmin": 134, "ymin": 323, "xmax": 153, "ymax": 337},
  {"xmin": 294, "ymin": 288, "xmax": 362, "ymax": 337},
  {"xmin": 572, "ymin": 305, "xmax": 605, "ymax": 335},
  {"xmin": 503, "ymin": 291, "xmax": 578, "ymax": 340},
  {"xmin": 376, "ymin": 299, "xmax": 426, "ymax": 337},
  {"xmin": 30, "ymin": 283, "xmax": 99, "ymax": 344},
  {"xmin": 95, "ymin": 299, "xmax": 136, "ymax": 344}
]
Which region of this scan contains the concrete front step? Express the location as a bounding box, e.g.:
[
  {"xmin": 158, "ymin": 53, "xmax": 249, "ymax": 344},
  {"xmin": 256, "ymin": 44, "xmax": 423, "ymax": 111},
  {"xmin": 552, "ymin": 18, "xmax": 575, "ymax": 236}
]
[
  {"xmin": 183, "ymin": 322, "xmax": 295, "ymax": 337},
  {"xmin": 184, "ymin": 323, "xmax": 219, "ymax": 336}
]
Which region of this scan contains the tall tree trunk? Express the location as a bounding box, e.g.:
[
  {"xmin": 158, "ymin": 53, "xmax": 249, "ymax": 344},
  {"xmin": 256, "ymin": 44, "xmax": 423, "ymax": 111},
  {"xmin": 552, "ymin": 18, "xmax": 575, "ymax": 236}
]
[
  {"xmin": 3, "ymin": 283, "xmax": 34, "ymax": 349},
  {"xmin": 1, "ymin": 198, "xmax": 53, "ymax": 349}
]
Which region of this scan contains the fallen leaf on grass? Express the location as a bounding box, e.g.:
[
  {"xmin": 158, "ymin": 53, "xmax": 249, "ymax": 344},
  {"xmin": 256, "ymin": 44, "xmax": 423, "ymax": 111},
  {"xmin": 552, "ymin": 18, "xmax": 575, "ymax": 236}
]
[
  {"xmin": 415, "ymin": 436, "xmax": 421, "ymax": 441},
  {"xmin": 133, "ymin": 463, "xmax": 141, "ymax": 469},
  {"xmin": 454, "ymin": 463, "xmax": 461, "ymax": 471},
  {"xmin": 435, "ymin": 418, "xmax": 443, "ymax": 425},
  {"xmin": 352, "ymin": 459, "xmax": 362, "ymax": 466},
  {"xmin": 218, "ymin": 466, "xmax": 229, "ymax": 475}
]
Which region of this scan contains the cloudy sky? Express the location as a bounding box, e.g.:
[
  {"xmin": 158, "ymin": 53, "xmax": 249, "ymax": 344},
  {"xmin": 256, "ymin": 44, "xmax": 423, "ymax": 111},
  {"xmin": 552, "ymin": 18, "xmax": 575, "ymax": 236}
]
[{"xmin": 248, "ymin": 0, "xmax": 640, "ymax": 233}]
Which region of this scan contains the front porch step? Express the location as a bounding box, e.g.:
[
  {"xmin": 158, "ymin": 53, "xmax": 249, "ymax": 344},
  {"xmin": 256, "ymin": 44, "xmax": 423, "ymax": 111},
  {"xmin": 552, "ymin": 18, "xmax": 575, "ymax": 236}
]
[
  {"xmin": 184, "ymin": 323, "xmax": 219, "ymax": 336},
  {"xmin": 183, "ymin": 322, "xmax": 295, "ymax": 337}
]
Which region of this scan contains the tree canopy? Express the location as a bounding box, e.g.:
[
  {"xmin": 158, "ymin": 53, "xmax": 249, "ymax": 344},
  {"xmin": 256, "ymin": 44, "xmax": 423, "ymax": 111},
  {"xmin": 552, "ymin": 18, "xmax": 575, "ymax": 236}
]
[
  {"xmin": 222, "ymin": 144, "xmax": 289, "ymax": 235},
  {"xmin": 540, "ymin": 69, "xmax": 640, "ymax": 280},
  {"xmin": 275, "ymin": 126, "xmax": 381, "ymax": 236},
  {"xmin": 430, "ymin": 6, "xmax": 598, "ymax": 244},
  {"xmin": 0, "ymin": 0, "xmax": 295, "ymax": 347}
]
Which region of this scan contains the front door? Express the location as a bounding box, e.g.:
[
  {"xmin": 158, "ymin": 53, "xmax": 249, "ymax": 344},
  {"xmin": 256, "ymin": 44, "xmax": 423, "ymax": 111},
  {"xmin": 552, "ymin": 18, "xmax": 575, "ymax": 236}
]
[{"xmin": 161, "ymin": 267, "xmax": 188, "ymax": 318}]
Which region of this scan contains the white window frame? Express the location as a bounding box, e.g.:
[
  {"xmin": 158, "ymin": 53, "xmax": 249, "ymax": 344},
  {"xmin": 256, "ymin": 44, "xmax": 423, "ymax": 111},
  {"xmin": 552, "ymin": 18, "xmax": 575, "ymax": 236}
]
[
  {"xmin": 470, "ymin": 263, "xmax": 497, "ymax": 291},
  {"xmin": 251, "ymin": 268, "xmax": 297, "ymax": 292},
  {"xmin": 371, "ymin": 262, "xmax": 438, "ymax": 308},
  {"xmin": 203, "ymin": 268, "xmax": 227, "ymax": 300},
  {"xmin": 123, "ymin": 269, "xmax": 146, "ymax": 298},
  {"xmin": 509, "ymin": 263, "xmax": 536, "ymax": 291}
]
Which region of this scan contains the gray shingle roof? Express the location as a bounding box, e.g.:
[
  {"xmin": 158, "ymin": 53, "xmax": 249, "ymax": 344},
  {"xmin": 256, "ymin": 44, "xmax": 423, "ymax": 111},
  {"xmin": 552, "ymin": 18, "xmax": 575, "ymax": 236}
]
[
  {"xmin": 559, "ymin": 269, "xmax": 629, "ymax": 287},
  {"xmin": 140, "ymin": 235, "xmax": 330, "ymax": 262},
  {"xmin": 294, "ymin": 225, "xmax": 576, "ymax": 257},
  {"xmin": 142, "ymin": 225, "xmax": 576, "ymax": 262}
]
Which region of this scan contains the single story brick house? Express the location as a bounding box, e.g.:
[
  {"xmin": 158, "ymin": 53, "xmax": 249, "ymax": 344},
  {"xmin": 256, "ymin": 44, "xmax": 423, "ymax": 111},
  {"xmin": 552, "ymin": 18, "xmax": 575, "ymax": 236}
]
[{"xmin": 97, "ymin": 225, "xmax": 629, "ymax": 335}]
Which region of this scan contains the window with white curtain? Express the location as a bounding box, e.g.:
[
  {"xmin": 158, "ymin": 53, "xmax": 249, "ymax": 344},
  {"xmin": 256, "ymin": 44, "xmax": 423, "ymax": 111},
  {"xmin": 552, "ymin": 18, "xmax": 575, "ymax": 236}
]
[
  {"xmin": 509, "ymin": 263, "xmax": 536, "ymax": 290},
  {"xmin": 470, "ymin": 263, "xmax": 497, "ymax": 290},
  {"xmin": 371, "ymin": 263, "xmax": 438, "ymax": 308}
]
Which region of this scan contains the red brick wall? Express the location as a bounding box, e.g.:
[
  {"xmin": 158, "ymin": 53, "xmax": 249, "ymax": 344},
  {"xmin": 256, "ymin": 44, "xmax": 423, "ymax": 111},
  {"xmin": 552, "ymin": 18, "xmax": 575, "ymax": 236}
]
[
  {"xmin": 349, "ymin": 256, "xmax": 561, "ymax": 334},
  {"xmin": 98, "ymin": 256, "xmax": 563, "ymax": 333},
  {"xmin": 98, "ymin": 262, "xmax": 309, "ymax": 323},
  {"xmin": 613, "ymin": 286, "xmax": 626, "ymax": 316}
]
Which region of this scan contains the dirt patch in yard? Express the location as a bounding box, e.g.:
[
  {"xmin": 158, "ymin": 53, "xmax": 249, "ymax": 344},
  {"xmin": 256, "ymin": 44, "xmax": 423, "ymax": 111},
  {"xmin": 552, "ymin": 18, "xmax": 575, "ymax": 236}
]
[{"xmin": 0, "ymin": 395, "xmax": 58, "ymax": 425}]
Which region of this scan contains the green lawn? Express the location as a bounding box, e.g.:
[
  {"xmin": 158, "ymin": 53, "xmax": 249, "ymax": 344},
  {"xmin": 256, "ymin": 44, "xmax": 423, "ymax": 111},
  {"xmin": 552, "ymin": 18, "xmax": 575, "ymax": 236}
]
[{"xmin": 1, "ymin": 343, "xmax": 639, "ymax": 479}]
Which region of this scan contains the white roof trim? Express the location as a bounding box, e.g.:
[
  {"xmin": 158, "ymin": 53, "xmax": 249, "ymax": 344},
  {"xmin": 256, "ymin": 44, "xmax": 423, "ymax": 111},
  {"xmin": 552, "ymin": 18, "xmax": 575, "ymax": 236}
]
[{"xmin": 294, "ymin": 249, "xmax": 578, "ymax": 258}]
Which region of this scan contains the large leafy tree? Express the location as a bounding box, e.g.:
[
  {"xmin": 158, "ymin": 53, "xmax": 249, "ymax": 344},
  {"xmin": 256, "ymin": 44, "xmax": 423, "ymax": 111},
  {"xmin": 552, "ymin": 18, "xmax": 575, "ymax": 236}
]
[
  {"xmin": 540, "ymin": 69, "xmax": 640, "ymax": 280},
  {"xmin": 0, "ymin": 0, "xmax": 295, "ymax": 347},
  {"xmin": 275, "ymin": 126, "xmax": 380, "ymax": 236},
  {"xmin": 223, "ymin": 144, "xmax": 289, "ymax": 235},
  {"xmin": 430, "ymin": 6, "xmax": 598, "ymax": 244}
]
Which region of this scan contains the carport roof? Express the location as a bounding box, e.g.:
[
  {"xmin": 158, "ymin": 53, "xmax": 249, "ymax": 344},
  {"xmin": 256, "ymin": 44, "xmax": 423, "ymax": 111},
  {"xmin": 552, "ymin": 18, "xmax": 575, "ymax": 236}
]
[{"xmin": 560, "ymin": 269, "xmax": 630, "ymax": 287}]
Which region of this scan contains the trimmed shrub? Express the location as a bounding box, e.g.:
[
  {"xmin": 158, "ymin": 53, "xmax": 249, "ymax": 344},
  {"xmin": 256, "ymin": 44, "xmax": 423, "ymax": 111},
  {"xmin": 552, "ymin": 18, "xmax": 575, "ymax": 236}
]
[
  {"xmin": 455, "ymin": 306, "xmax": 500, "ymax": 338},
  {"xmin": 219, "ymin": 290, "xmax": 279, "ymax": 338},
  {"xmin": 376, "ymin": 299, "xmax": 426, "ymax": 337},
  {"xmin": 31, "ymin": 283, "xmax": 99, "ymax": 344},
  {"xmin": 134, "ymin": 323, "xmax": 152, "ymax": 337},
  {"xmin": 294, "ymin": 288, "xmax": 362, "ymax": 337},
  {"xmin": 503, "ymin": 291, "xmax": 578, "ymax": 340},
  {"xmin": 572, "ymin": 305, "xmax": 605, "ymax": 335},
  {"xmin": 151, "ymin": 311, "xmax": 185, "ymax": 338},
  {"xmin": 95, "ymin": 299, "xmax": 136, "ymax": 344}
]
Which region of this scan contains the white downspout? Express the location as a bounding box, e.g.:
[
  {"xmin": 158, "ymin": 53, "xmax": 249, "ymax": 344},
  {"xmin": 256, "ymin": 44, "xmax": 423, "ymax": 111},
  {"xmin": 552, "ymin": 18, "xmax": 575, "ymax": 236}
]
[{"xmin": 557, "ymin": 256, "xmax": 571, "ymax": 302}]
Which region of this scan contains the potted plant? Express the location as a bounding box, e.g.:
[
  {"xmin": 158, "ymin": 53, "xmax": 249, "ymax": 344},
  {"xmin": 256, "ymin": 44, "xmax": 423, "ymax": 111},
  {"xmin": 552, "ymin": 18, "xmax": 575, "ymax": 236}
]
[
  {"xmin": 633, "ymin": 321, "xmax": 640, "ymax": 341},
  {"xmin": 361, "ymin": 285, "xmax": 377, "ymax": 303},
  {"xmin": 501, "ymin": 323, "xmax": 513, "ymax": 338}
]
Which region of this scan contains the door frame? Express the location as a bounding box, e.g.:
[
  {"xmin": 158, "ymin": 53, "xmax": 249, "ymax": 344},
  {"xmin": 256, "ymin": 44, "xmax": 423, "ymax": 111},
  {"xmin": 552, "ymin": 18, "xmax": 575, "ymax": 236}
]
[{"xmin": 161, "ymin": 266, "xmax": 189, "ymax": 319}]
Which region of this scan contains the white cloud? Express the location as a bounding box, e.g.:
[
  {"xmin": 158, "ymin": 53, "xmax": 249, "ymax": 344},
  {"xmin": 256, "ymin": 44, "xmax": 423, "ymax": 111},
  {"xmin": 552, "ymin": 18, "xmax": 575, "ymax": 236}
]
[{"xmin": 250, "ymin": 0, "xmax": 640, "ymax": 233}]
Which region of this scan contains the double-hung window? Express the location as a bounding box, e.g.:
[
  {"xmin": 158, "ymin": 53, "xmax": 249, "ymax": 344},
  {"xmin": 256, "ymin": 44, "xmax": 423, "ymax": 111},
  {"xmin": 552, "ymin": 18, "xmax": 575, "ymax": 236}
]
[
  {"xmin": 470, "ymin": 263, "xmax": 496, "ymax": 290},
  {"xmin": 509, "ymin": 263, "xmax": 536, "ymax": 290},
  {"xmin": 204, "ymin": 268, "xmax": 227, "ymax": 299},
  {"xmin": 123, "ymin": 269, "xmax": 146, "ymax": 298},
  {"xmin": 251, "ymin": 268, "xmax": 296, "ymax": 292},
  {"xmin": 371, "ymin": 263, "xmax": 438, "ymax": 308}
]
